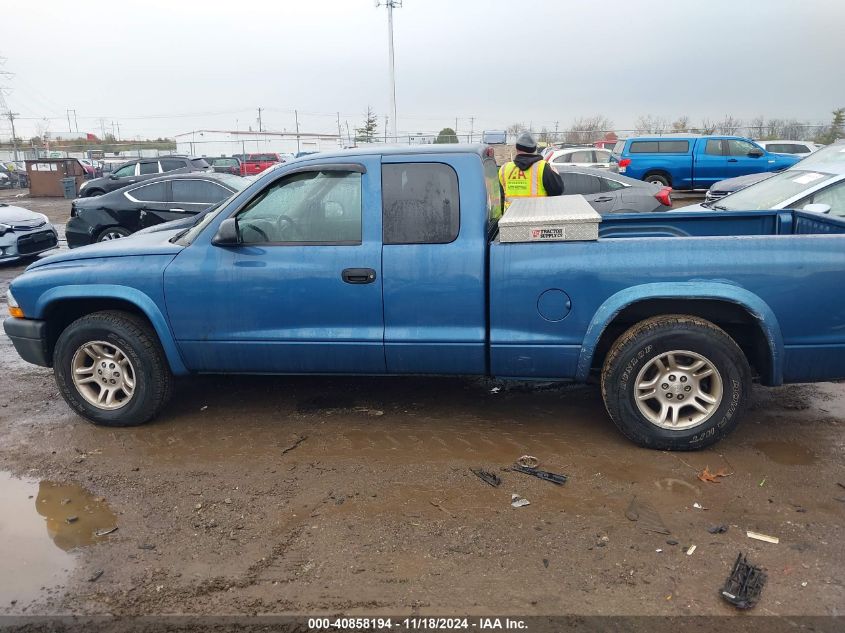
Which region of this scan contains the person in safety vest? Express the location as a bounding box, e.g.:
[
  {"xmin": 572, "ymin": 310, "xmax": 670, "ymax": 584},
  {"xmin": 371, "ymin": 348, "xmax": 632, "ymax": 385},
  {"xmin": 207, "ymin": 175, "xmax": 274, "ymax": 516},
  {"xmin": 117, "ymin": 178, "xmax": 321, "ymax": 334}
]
[{"xmin": 498, "ymin": 132, "xmax": 564, "ymax": 212}]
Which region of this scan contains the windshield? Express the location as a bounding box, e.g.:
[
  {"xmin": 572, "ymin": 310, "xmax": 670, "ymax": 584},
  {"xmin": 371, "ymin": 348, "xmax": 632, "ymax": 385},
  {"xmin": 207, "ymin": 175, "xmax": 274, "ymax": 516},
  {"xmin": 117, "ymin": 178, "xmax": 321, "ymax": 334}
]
[
  {"xmin": 790, "ymin": 142, "xmax": 845, "ymax": 169},
  {"xmin": 715, "ymin": 169, "xmax": 837, "ymax": 211}
]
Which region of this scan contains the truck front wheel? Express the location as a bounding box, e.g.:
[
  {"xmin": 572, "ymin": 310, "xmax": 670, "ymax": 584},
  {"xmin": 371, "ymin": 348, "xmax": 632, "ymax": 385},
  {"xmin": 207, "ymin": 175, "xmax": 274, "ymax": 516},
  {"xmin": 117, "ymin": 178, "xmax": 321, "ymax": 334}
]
[
  {"xmin": 601, "ymin": 315, "xmax": 751, "ymax": 450},
  {"xmin": 53, "ymin": 311, "xmax": 173, "ymax": 427}
]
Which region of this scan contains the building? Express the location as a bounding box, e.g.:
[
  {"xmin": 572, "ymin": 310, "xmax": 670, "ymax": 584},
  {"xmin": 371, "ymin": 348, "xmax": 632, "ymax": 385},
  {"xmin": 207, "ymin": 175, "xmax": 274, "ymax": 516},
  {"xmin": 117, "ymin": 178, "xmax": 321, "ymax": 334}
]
[{"xmin": 174, "ymin": 130, "xmax": 342, "ymax": 157}]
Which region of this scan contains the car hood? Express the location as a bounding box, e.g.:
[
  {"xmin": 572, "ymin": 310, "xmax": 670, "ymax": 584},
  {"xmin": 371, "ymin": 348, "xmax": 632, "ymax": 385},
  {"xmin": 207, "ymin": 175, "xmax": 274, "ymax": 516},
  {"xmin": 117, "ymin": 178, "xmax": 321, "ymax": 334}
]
[
  {"xmin": 0, "ymin": 204, "xmax": 49, "ymax": 225},
  {"xmin": 27, "ymin": 229, "xmax": 184, "ymax": 270},
  {"xmin": 709, "ymin": 172, "xmax": 774, "ymax": 193}
]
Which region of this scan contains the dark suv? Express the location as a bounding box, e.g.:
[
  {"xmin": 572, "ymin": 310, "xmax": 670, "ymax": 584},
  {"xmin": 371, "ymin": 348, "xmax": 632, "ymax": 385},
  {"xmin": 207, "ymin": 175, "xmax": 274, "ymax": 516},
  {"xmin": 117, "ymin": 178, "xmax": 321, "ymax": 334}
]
[{"xmin": 77, "ymin": 156, "xmax": 211, "ymax": 197}]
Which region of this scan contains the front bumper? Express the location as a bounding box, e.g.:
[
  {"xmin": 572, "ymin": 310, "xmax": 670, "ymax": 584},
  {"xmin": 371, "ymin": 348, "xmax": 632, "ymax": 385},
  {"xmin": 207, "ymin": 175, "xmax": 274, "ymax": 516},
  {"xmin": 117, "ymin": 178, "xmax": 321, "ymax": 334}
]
[
  {"xmin": 0, "ymin": 227, "xmax": 59, "ymax": 262},
  {"xmin": 3, "ymin": 317, "xmax": 51, "ymax": 367}
]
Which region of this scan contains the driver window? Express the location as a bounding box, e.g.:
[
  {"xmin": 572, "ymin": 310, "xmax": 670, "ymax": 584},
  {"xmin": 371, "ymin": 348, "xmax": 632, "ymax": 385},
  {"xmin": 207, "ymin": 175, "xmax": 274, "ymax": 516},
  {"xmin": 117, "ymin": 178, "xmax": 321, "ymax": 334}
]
[
  {"xmin": 114, "ymin": 163, "xmax": 136, "ymax": 177},
  {"xmin": 236, "ymin": 170, "xmax": 362, "ymax": 244},
  {"xmin": 727, "ymin": 140, "xmax": 756, "ymax": 156}
]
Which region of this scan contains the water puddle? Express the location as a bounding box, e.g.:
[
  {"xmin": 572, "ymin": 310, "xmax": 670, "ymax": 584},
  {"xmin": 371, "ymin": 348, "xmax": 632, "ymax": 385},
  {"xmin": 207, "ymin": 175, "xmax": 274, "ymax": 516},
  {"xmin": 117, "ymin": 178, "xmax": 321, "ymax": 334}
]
[
  {"xmin": 0, "ymin": 472, "xmax": 117, "ymax": 607},
  {"xmin": 753, "ymin": 440, "xmax": 817, "ymax": 465}
]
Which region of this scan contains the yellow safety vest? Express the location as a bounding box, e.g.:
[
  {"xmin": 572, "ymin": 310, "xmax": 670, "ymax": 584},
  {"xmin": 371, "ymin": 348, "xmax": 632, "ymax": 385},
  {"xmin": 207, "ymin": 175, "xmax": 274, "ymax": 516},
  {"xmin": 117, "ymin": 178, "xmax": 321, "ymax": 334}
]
[{"xmin": 499, "ymin": 160, "xmax": 549, "ymax": 210}]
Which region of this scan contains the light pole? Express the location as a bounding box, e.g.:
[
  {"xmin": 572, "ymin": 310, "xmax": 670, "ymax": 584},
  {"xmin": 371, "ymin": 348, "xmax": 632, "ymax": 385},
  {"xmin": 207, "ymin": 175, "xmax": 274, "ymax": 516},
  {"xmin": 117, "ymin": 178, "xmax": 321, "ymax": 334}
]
[{"xmin": 377, "ymin": 1, "xmax": 401, "ymax": 143}]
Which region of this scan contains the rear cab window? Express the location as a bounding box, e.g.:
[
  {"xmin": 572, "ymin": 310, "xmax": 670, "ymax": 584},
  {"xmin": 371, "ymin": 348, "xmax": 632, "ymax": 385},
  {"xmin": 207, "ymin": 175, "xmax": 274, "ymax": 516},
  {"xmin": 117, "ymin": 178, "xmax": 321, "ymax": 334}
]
[
  {"xmin": 382, "ymin": 163, "xmax": 460, "ymax": 244},
  {"xmin": 630, "ymin": 140, "xmax": 690, "ymax": 154},
  {"xmin": 191, "ymin": 158, "xmax": 211, "ymax": 169}
]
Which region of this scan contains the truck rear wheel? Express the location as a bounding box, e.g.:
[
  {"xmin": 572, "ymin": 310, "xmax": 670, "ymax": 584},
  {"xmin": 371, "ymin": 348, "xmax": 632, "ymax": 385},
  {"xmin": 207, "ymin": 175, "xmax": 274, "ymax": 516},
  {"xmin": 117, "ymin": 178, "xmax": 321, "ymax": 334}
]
[
  {"xmin": 601, "ymin": 315, "xmax": 751, "ymax": 450},
  {"xmin": 644, "ymin": 173, "xmax": 670, "ymax": 187},
  {"xmin": 53, "ymin": 311, "xmax": 173, "ymax": 427}
]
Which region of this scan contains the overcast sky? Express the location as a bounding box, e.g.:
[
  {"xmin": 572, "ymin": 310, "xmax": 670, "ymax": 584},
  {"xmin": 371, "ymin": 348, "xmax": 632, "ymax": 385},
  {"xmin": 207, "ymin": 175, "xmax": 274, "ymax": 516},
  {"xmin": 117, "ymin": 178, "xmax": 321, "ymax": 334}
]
[{"xmin": 2, "ymin": 0, "xmax": 844, "ymax": 141}]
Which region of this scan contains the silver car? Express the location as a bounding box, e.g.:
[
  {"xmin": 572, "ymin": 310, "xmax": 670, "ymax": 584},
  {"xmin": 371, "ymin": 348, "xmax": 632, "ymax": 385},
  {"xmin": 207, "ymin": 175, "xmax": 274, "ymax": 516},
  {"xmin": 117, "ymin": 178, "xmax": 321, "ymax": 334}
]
[
  {"xmin": 556, "ymin": 166, "xmax": 672, "ymax": 214},
  {"xmin": 547, "ymin": 147, "xmax": 619, "ymax": 172},
  {"xmin": 0, "ymin": 203, "xmax": 59, "ymax": 263}
]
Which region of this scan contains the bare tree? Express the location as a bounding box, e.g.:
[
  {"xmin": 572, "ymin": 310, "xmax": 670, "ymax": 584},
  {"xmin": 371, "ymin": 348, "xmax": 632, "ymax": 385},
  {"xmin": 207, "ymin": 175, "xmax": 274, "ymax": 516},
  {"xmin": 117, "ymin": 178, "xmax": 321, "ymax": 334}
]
[
  {"xmin": 747, "ymin": 116, "xmax": 766, "ymax": 140},
  {"xmin": 564, "ymin": 115, "xmax": 613, "ymax": 144},
  {"xmin": 506, "ymin": 122, "xmax": 528, "ymax": 140},
  {"xmin": 538, "ymin": 127, "xmax": 553, "ymax": 144},
  {"xmin": 634, "ymin": 114, "xmax": 668, "ymax": 135},
  {"xmin": 698, "ymin": 118, "xmax": 717, "ymax": 134},
  {"xmin": 670, "ymin": 116, "xmax": 691, "ymax": 133},
  {"xmin": 713, "ymin": 115, "xmax": 743, "ymax": 135}
]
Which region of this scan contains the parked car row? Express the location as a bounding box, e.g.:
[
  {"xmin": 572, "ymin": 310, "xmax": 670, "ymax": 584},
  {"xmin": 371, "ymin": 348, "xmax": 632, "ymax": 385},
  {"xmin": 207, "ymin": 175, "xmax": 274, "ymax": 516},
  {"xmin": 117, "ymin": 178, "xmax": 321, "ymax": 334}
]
[{"xmin": 78, "ymin": 155, "xmax": 212, "ymax": 197}]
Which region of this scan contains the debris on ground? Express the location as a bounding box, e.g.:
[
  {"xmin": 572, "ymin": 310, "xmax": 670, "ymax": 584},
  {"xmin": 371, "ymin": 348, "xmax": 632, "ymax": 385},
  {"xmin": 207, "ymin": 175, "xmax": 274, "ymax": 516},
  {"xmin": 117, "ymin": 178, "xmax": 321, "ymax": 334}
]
[
  {"xmin": 516, "ymin": 455, "xmax": 539, "ymax": 468},
  {"xmin": 747, "ymin": 531, "xmax": 779, "ymax": 544},
  {"xmin": 138, "ymin": 543, "xmax": 156, "ymax": 550},
  {"xmin": 625, "ymin": 497, "xmax": 670, "ymax": 534},
  {"xmin": 708, "ymin": 524, "xmax": 729, "ymax": 534},
  {"xmin": 759, "ymin": 478, "xmax": 767, "ymax": 487},
  {"xmin": 95, "ymin": 527, "xmax": 118, "ymax": 537},
  {"xmin": 510, "ymin": 463, "xmax": 567, "ymax": 485},
  {"xmin": 511, "ymin": 494, "xmax": 530, "ymax": 508},
  {"xmin": 692, "ymin": 502, "xmax": 707, "ymax": 510},
  {"xmin": 65, "ymin": 516, "xmax": 78, "ymax": 524},
  {"xmin": 60, "ymin": 498, "xmax": 71, "ymax": 505},
  {"xmin": 429, "ymin": 500, "xmax": 453, "ymax": 517},
  {"xmin": 200, "ymin": 405, "xmax": 208, "ymax": 411},
  {"xmin": 686, "ymin": 545, "xmax": 697, "ymax": 556},
  {"xmin": 280, "ymin": 434, "xmax": 308, "ymax": 455},
  {"xmin": 489, "ymin": 387, "xmax": 501, "ymax": 394},
  {"xmin": 88, "ymin": 570, "xmax": 104, "ymax": 582},
  {"xmin": 470, "ymin": 468, "xmax": 502, "ymax": 487},
  {"xmin": 666, "ymin": 539, "xmax": 679, "ymax": 546},
  {"xmin": 542, "ymin": 558, "xmax": 549, "ymax": 568},
  {"xmin": 697, "ymin": 466, "xmax": 732, "ymax": 483},
  {"xmin": 721, "ymin": 552, "xmax": 766, "ymax": 609}
]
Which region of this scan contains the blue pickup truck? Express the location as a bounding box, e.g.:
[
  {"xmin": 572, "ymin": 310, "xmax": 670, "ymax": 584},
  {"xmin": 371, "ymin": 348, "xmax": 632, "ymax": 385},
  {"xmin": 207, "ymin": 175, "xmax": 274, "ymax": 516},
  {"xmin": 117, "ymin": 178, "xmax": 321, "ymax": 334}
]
[
  {"xmin": 612, "ymin": 135, "xmax": 800, "ymax": 190},
  {"xmin": 5, "ymin": 145, "xmax": 845, "ymax": 451}
]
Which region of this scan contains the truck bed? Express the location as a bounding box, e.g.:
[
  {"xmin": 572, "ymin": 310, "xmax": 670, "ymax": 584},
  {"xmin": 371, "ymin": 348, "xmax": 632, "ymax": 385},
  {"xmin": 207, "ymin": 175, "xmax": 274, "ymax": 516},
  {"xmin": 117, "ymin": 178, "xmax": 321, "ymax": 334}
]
[{"xmin": 489, "ymin": 209, "xmax": 845, "ymax": 384}]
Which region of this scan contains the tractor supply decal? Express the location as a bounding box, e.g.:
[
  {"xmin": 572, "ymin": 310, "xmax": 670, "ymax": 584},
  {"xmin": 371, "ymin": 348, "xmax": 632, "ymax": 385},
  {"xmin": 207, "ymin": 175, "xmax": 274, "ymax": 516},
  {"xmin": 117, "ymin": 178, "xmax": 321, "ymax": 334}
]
[{"xmin": 530, "ymin": 227, "xmax": 565, "ymax": 240}]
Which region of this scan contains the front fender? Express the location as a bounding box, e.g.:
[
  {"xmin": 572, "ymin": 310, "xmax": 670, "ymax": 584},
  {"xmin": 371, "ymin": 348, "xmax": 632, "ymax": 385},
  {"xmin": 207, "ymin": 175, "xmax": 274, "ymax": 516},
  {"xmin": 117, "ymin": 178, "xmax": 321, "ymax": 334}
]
[
  {"xmin": 36, "ymin": 284, "xmax": 189, "ymax": 375},
  {"xmin": 576, "ymin": 282, "xmax": 784, "ymax": 385}
]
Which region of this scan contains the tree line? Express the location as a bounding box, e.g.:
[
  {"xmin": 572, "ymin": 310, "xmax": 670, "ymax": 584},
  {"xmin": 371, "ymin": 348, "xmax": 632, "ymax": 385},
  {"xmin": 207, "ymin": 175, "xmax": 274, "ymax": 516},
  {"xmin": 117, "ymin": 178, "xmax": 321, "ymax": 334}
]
[{"xmin": 507, "ymin": 109, "xmax": 844, "ymax": 146}]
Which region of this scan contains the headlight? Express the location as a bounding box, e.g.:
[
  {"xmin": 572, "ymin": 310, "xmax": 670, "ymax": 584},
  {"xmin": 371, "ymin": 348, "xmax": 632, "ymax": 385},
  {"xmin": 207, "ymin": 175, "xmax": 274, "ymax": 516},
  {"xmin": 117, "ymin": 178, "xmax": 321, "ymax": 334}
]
[
  {"xmin": 6, "ymin": 289, "xmax": 24, "ymax": 318},
  {"xmin": 79, "ymin": 180, "xmax": 89, "ymax": 190},
  {"xmin": 0, "ymin": 222, "xmax": 11, "ymax": 236}
]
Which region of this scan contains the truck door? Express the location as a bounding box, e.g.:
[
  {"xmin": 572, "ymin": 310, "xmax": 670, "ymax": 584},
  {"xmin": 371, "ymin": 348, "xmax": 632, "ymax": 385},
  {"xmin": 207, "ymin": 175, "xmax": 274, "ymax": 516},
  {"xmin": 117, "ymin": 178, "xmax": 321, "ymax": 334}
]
[
  {"xmin": 693, "ymin": 138, "xmax": 728, "ymax": 189},
  {"xmin": 162, "ymin": 158, "xmax": 385, "ymax": 373},
  {"xmin": 380, "ymin": 154, "xmax": 488, "ymax": 374},
  {"xmin": 724, "ymin": 139, "xmax": 771, "ymax": 179}
]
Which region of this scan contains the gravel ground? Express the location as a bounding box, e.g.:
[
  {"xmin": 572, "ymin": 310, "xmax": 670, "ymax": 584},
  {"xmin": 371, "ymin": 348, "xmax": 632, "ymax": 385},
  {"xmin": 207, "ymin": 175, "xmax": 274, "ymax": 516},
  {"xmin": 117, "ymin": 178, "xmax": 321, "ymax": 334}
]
[{"xmin": 0, "ymin": 189, "xmax": 842, "ymax": 626}]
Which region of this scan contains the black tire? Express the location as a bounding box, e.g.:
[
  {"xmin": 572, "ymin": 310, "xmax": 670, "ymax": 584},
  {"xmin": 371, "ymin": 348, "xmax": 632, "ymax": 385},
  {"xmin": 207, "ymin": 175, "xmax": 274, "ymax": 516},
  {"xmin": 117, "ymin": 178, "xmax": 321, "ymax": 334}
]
[
  {"xmin": 601, "ymin": 315, "xmax": 751, "ymax": 451},
  {"xmin": 644, "ymin": 173, "xmax": 670, "ymax": 187},
  {"xmin": 96, "ymin": 226, "xmax": 131, "ymax": 242},
  {"xmin": 53, "ymin": 311, "xmax": 173, "ymax": 427}
]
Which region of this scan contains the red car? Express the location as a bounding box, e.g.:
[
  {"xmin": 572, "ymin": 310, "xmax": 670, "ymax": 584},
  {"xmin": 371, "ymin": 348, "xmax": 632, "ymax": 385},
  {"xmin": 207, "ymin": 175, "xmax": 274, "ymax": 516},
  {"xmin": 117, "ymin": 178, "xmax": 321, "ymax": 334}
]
[{"xmin": 240, "ymin": 153, "xmax": 283, "ymax": 176}]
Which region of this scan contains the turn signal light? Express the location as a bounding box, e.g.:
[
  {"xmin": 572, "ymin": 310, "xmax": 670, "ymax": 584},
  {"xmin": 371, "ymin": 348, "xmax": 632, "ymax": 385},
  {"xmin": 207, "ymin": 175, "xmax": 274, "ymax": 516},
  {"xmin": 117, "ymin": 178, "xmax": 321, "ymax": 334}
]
[{"xmin": 9, "ymin": 306, "xmax": 24, "ymax": 318}]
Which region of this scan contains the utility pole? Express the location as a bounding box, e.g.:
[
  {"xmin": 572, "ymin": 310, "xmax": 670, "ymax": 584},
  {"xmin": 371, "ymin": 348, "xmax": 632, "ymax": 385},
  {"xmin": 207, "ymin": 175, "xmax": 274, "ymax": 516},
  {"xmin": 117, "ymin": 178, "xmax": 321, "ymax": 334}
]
[
  {"xmin": 376, "ymin": 1, "xmax": 401, "ymax": 143},
  {"xmin": 336, "ymin": 112, "xmax": 342, "ymax": 147},
  {"xmin": 469, "ymin": 116, "xmax": 474, "ymax": 143},
  {"xmin": 345, "ymin": 120, "xmax": 351, "ymax": 147},
  {"xmin": 7, "ymin": 111, "xmax": 20, "ymax": 161},
  {"xmin": 67, "ymin": 110, "xmax": 73, "ymax": 134},
  {"xmin": 116, "ymin": 121, "xmax": 121, "ymax": 141},
  {"xmin": 257, "ymin": 107, "xmax": 263, "ymax": 133},
  {"xmin": 384, "ymin": 115, "xmax": 388, "ymax": 143},
  {"xmin": 72, "ymin": 109, "xmax": 78, "ymax": 133},
  {"xmin": 294, "ymin": 109, "xmax": 300, "ymax": 153},
  {"xmin": 554, "ymin": 120, "xmax": 559, "ymax": 143}
]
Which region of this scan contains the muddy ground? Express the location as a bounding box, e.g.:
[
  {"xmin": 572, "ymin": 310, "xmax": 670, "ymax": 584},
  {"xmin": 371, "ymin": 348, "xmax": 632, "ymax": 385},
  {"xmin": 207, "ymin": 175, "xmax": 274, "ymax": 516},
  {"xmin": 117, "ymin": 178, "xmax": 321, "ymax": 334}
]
[{"xmin": 0, "ymin": 190, "xmax": 843, "ymax": 624}]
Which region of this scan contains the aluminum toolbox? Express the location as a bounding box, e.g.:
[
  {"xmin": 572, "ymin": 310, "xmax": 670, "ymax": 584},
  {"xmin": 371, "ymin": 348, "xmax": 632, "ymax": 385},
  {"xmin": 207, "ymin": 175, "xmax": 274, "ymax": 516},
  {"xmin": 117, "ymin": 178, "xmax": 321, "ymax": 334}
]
[{"xmin": 498, "ymin": 195, "xmax": 601, "ymax": 243}]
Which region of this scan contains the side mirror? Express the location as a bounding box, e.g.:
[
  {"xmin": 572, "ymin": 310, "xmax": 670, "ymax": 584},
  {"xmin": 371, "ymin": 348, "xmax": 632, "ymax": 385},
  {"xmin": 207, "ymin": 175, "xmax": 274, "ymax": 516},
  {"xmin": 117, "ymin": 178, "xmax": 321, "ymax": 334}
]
[
  {"xmin": 802, "ymin": 203, "xmax": 831, "ymax": 214},
  {"xmin": 109, "ymin": 174, "xmax": 119, "ymax": 179},
  {"xmin": 212, "ymin": 217, "xmax": 240, "ymax": 244},
  {"xmin": 747, "ymin": 149, "xmax": 764, "ymax": 158}
]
